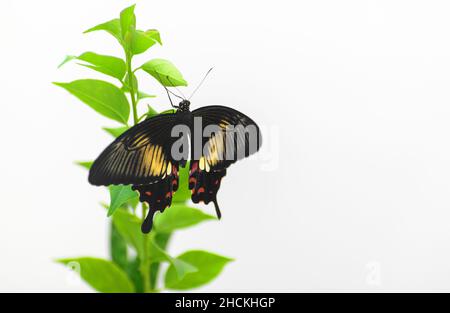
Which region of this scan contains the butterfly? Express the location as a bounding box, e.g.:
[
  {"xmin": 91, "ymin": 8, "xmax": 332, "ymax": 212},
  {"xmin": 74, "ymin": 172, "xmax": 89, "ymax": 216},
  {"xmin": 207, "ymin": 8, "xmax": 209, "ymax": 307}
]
[{"xmin": 88, "ymin": 98, "xmax": 262, "ymax": 233}]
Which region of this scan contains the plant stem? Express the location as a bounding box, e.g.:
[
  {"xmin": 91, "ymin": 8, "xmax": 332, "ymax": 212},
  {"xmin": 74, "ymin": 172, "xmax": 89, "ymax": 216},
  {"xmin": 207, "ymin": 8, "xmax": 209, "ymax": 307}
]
[
  {"xmin": 126, "ymin": 52, "xmax": 139, "ymax": 125},
  {"xmin": 125, "ymin": 52, "xmax": 153, "ymax": 292},
  {"xmin": 139, "ymin": 203, "xmax": 153, "ymax": 292},
  {"xmin": 149, "ymin": 232, "xmax": 172, "ymax": 288}
]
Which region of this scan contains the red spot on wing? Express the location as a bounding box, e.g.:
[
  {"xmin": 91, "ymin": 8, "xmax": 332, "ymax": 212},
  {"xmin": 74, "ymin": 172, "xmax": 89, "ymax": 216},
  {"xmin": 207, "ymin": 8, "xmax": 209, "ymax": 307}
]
[{"xmin": 190, "ymin": 161, "xmax": 199, "ymax": 174}]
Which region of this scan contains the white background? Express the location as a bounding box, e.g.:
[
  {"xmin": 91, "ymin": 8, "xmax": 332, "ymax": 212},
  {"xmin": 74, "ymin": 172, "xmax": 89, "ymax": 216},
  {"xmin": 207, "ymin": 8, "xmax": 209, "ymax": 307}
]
[{"xmin": 1, "ymin": 0, "xmax": 450, "ymax": 292}]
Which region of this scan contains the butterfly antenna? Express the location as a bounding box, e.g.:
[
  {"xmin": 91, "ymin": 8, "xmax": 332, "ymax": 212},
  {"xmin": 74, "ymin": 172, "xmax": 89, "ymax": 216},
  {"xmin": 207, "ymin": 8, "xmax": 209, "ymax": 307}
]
[
  {"xmin": 166, "ymin": 76, "xmax": 187, "ymax": 99},
  {"xmin": 189, "ymin": 67, "xmax": 213, "ymax": 100},
  {"xmin": 166, "ymin": 87, "xmax": 184, "ymax": 101},
  {"xmin": 156, "ymin": 72, "xmax": 182, "ymax": 108},
  {"xmin": 163, "ymin": 86, "xmax": 179, "ymax": 109}
]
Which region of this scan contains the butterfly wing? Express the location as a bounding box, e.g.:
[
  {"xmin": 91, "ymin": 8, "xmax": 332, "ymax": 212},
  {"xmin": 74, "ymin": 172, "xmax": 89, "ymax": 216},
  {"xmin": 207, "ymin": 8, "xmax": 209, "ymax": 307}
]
[
  {"xmin": 191, "ymin": 105, "xmax": 262, "ymax": 170},
  {"xmin": 89, "ymin": 113, "xmax": 181, "ymax": 186},
  {"xmin": 89, "ymin": 113, "xmax": 187, "ymax": 233},
  {"xmin": 132, "ymin": 162, "xmax": 180, "ymax": 233},
  {"xmin": 189, "ymin": 105, "xmax": 262, "ymax": 217}
]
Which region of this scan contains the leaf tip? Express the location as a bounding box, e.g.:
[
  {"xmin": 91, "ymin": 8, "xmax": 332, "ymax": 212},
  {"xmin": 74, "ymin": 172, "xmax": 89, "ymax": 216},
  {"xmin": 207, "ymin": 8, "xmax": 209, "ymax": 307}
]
[
  {"xmin": 55, "ymin": 258, "xmax": 71, "ymax": 265},
  {"xmin": 57, "ymin": 55, "xmax": 75, "ymax": 69},
  {"xmin": 82, "ymin": 26, "xmax": 92, "ymax": 34},
  {"xmin": 52, "ymin": 82, "xmax": 65, "ymax": 87}
]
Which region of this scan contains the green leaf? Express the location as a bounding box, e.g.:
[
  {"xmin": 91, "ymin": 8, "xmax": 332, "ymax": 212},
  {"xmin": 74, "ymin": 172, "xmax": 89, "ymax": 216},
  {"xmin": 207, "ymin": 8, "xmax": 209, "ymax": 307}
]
[
  {"xmin": 84, "ymin": 19, "xmax": 123, "ymax": 46},
  {"xmin": 120, "ymin": 4, "xmax": 136, "ymax": 44},
  {"xmin": 110, "ymin": 223, "xmax": 127, "ymax": 270},
  {"xmin": 75, "ymin": 160, "xmax": 93, "ymax": 170},
  {"xmin": 59, "ymin": 52, "xmax": 126, "ymax": 80},
  {"xmin": 170, "ymin": 258, "xmax": 198, "ymax": 281},
  {"xmin": 57, "ymin": 257, "xmax": 134, "ymax": 293},
  {"xmin": 138, "ymin": 91, "xmax": 156, "ymax": 101},
  {"xmin": 148, "ymin": 236, "xmax": 197, "ymax": 279},
  {"xmin": 140, "ymin": 59, "xmax": 187, "ymax": 87},
  {"xmin": 148, "ymin": 236, "xmax": 178, "ymax": 264},
  {"xmin": 112, "ymin": 210, "xmax": 197, "ymax": 280},
  {"xmin": 125, "ymin": 257, "xmax": 144, "ymax": 293},
  {"xmin": 112, "ymin": 210, "xmax": 146, "ymax": 259},
  {"xmin": 146, "ymin": 105, "xmax": 159, "ymax": 119},
  {"xmin": 150, "ymin": 232, "xmax": 171, "ymax": 288},
  {"xmin": 154, "ymin": 204, "xmax": 215, "ymax": 233},
  {"xmin": 112, "ymin": 210, "xmax": 166, "ymax": 261},
  {"xmin": 165, "ymin": 251, "xmax": 233, "ymax": 290},
  {"xmin": 159, "ymin": 109, "xmax": 177, "ymax": 115},
  {"xmin": 108, "ymin": 185, "xmax": 138, "ymax": 216},
  {"xmin": 145, "ymin": 29, "xmax": 162, "ymax": 45},
  {"xmin": 129, "ymin": 196, "xmax": 140, "ymax": 210},
  {"xmin": 131, "ymin": 29, "xmax": 161, "ymax": 55},
  {"xmin": 58, "ymin": 55, "xmax": 76, "ymax": 68},
  {"xmin": 103, "ymin": 126, "xmax": 129, "ymax": 138},
  {"xmin": 148, "ymin": 237, "xmax": 197, "ymax": 280},
  {"xmin": 154, "ymin": 232, "xmax": 172, "ymax": 251},
  {"xmin": 172, "ymin": 163, "xmax": 191, "ymax": 203},
  {"xmin": 54, "ymin": 79, "xmax": 130, "ymax": 124},
  {"xmin": 149, "ymin": 240, "xmax": 197, "ymax": 280}
]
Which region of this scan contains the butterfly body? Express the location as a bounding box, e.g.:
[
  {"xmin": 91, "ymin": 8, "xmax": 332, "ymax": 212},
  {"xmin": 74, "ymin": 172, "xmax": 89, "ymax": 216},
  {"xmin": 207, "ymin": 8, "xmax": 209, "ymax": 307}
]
[{"xmin": 89, "ymin": 100, "xmax": 261, "ymax": 233}]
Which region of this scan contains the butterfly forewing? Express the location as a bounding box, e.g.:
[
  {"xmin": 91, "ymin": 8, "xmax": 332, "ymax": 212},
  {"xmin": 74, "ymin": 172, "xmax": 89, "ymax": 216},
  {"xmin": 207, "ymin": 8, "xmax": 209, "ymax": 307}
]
[
  {"xmin": 88, "ymin": 114, "xmax": 181, "ymax": 186},
  {"xmin": 191, "ymin": 105, "xmax": 262, "ymax": 171}
]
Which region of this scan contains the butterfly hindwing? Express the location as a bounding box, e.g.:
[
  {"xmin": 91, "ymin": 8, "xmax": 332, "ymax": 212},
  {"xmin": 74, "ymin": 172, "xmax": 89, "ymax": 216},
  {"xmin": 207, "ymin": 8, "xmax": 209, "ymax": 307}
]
[
  {"xmin": 189, "ymin": 160, "xmax": 226, "ymax": 219},
  {"xmin": 189, "ymin": 106, "xmax": 262, "ymax": 219},
  {"xmin": 132, "ymin": 163, "xmax": 180, "ymax": 233}
]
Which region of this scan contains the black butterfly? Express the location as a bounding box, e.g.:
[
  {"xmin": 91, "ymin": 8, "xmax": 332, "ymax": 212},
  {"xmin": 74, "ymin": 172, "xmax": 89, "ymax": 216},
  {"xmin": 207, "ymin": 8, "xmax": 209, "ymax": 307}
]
[{"xmin": 88, "ymin": 99, "xmax": 262, "ymax": 233}]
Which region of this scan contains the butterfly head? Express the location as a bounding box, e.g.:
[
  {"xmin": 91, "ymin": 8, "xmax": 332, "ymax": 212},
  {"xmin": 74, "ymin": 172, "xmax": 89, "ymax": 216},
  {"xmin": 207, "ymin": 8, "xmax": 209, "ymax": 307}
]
[{"xmin": 178, "ymin": 100, "xmax": 191, "ymax": 112}]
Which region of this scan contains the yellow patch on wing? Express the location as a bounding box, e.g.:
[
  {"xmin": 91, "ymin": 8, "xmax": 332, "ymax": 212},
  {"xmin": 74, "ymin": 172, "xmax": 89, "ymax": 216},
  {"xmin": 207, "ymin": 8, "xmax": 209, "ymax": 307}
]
[
  {"xmin": 166, "ymin": 161, "xmax": 172, "ymax": 176},
  {"xmin": 151, "ymin": 145, "xmax": 165, "ymax": 176},
  {"xmin": 130, "ymin": 134, "xmax": 151, "ymax": 149},
  {"xmin": 142, "ymin": 145, "xmax": 154, "ymax": 173},
  {"xmin": 205, "ymin": 131, "xmax": 225, "ymax": 167},
  {"xmin": 199, "ymin": 156, "xmax": 210, "ymax": 172},
  {"xmin": 219, "ymin": 119, "xmax": 230, "ymax": 129},
  {"xmin": 140, "ymin": 144, "xmax": 167, "ymax": 176}
]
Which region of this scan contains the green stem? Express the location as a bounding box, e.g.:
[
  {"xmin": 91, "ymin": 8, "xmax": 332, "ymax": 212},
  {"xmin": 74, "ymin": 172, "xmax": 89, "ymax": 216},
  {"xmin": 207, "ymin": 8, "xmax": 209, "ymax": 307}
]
[
  {"xmin": 149, "ymin": 232, "xmax": 172, "ymax": 289},
  {"xmin": 126, "ymin": 53, "xmax": 139, "ymax": 125},
  {"xmin": 139, "ymin": 203, "xmax": 153, "ymax": 292},
  {"xmin": 125, "ymin": 52, "xmax": 153, "ymax": 292}
]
